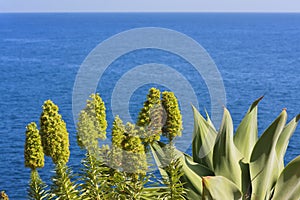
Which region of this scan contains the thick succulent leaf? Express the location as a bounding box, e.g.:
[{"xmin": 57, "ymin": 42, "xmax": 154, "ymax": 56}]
[
  {"xmin": 234, "ymin": 96, "xmax": 263, "ymax": 162},
  {"xmin": 202, "ymin": 176, "xmax": 242, "ymax": 200},
  {"xmin": 276, "ymin": 114, "xmax": 300, "ymax": 171},
  {"xmin": 151, "ymin": 141, "xmax": 212, "ymax": 199},
  {"xmin": 180, "ymin": 153, "xmax": 214, "ymax": 199},
  {"xmin": 204, "ymin": 109, "xmax": 216, "ymax": 131},
  {"xmin": 239, "ymin": 161, "xmax": 252, "ymax": 197},
  {"xmin": 150, "ymin": 142, "xmax": 169, "ymax": 180},
  {"xmin": 249, "ymin": 110, "xmax": 287, "ymax": 200},
  {"xmin": 182, "ymin": 153, "xmax": 214, "ymax": 176},
  {"xmin": 192, "ymin": 105, "xmax": 217, "ymax": 170},
  {"xmin": 272, "ymin": 155, "xmax": 300, "ymax": 200},
  {"xmin": 213, "ymin": 108, "xmax": 243, "ymax": 189}
]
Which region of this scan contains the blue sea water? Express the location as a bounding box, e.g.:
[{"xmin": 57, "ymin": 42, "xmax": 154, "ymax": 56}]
[{"xmin": 0, "ymin": 13, "xmax": 299, "ymax": 198}]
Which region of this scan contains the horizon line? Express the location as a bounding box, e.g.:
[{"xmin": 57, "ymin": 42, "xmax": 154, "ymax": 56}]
[{"xmin": 1, "ymin": 11, "xmax": 300, "ymax": 14}]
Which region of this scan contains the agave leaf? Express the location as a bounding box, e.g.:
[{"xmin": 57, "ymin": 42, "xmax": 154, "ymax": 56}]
[
  {"xmin": 272, "ymin": 155, "xmax": 300, "ymax": 200},
  {"xmin": 213, "ymin": 108, "xmax": 243, "ymax": 189},
  {"xmin": 150, "ymin": 142, "xmax": 169, "ymax": 180},
  {"xmin": 239, "ymin": 160, "xmax": 252, "ymax": 197},
  {"xmin": 182, "ymin": 153, "xmax": 214, "ymax": 176},
  {"xmin": 192, "ymin": 105, "xmax": 217, "ymax": 170},
  {"xmin": 151, "ymin": 141, "xmax": 211, "ymax": 199},
  {"xmin": 179, "ymin": 153, "xmax": 214, "ymax": 199},
  {"xmin": 234, "ymin": 96, "xmax": 263, "ymax": 162},
  {"xmin": 202, "ymin": 176, "xmax": 242, "ymax": 200},
  {"xmin": 276, "ymin": 114, "xmax": 300, "ymax": 171},
  {"xmin": 204, "ymin": 109, "xmax": 216, "ymax": 131},
  {"xmin": 249, "ymin": 110, "xmax": 287, "ymax": 200}
]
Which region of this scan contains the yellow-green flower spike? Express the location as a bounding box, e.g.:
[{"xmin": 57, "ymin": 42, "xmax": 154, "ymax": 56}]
[
  {"xmin": 85, "ymin": 93, "xmax": 107, "ymax": 138},
  {"xmin": 77, "ymin": 94, "xmax": 107, "ymax": 152},
  {"xmin": 137, "ymin": 88, "xmax": 164, "ymax": 144},
  {"xmin": 162, "ymin": 91, "xmax": 183, "ymax": 141},
  {"xmin": 112, "ymin": 115, "xmax": 125, "ymax": 147},
  {"xmin": 40, "ymin": 100, "xmax": 70, "ymax": 165},
  {"xmin": 110, "ymin": 115, "xmax": 125, "ymax": 169},
  {"xmin": 111, "ymin": 116, "xmax": 147, "ymax": 174},
  {"xmin": 24, "ymin": 122, "xmax": 44, "ymax": 170},
  {"xmin": 137, "ymin": 88, "xmax": 161, "ymax": 127},
  {"xmin": 122, "ymin": 122, "xmax": 147, "ymax": 175}
]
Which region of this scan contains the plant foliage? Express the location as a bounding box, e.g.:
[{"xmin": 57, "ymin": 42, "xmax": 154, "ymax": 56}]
[
  {"xmin": 23, "ymin": 88, "xmax": 300, "ymax": 200},
  {"xmin": 170, "ymin": 97, "xmax": 300, "ymax": 199}
]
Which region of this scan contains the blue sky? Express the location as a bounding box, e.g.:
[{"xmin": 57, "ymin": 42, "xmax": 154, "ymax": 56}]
[{"xmin": 0, "ymin": 0, "xmax": 300, "ymax": 13}]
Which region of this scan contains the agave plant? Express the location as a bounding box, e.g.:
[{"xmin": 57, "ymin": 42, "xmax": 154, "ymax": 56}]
[{"xmin": 152, "ymin": 97, "xmax": 300, "ymax": 199}]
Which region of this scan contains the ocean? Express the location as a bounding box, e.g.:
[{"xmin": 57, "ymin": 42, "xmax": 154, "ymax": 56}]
[{"xmin": 0, "ymin": 13, "xmax": 299, "ymax": 198}]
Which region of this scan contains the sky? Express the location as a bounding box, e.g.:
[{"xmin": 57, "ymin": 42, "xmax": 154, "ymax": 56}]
[{"xmin": 0, "ymin": 0, "xmax": 300, "ymax": 13}]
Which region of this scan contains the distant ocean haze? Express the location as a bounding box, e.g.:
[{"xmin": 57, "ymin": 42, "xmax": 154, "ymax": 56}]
[{"xmin": 0, "ymin": 13, "xmax": 299, "ymax": 199}]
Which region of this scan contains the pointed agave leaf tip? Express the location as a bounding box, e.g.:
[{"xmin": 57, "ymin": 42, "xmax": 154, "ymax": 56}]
[
  {"xmin": 249, "ymin": 108, "xmax": 288, "ymax": 199},
  {"xmin": 223, "ymin": 106, "xmax": 231, "ymax": 116},
  {"xmin": 214, "ymin": 107, "xmax": 243, "ymax": 187},
  {"xmin": 249, "ymin": 96, "xmax": 264, "ymax": 112},
  {"xmin": 296, "ymin": 114, "xmax": 300, "ymax": 122},
  {"xmin": 282, "ymin": 108, "xmax": 287, "ymax": 114}
]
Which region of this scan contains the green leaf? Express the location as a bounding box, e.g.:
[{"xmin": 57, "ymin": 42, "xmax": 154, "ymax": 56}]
[
  {"xmin": 28, "ymin": 169, "xmax": 49, "ymax": 200},
  {"xmin": 204, "ymin": 109, "xmax": 216, "ymax": 131},
  {"xmin": 202, "ymin": 176, "xmax": 242, "ymax": 200},
  {"xmin": 192, "ymin": 105, "xmax": 217, "ymax": 170},
  {"xmin": 276, "ymin": 114, "xmax": 300, "ymax": 171},
  {"xmin": 272, "ymin": 155, "xmax": 300, "ymax": 200},
  {"xmin": 239, "ymin": 161, "xmax": 251, "ymax": 197},
  {"xmin": 213, "ymin": 108, "xmax": 243, "ymax": 189},
  {"xmin": 249, "ymin": 110, "xmax": 287, "ymax": 200},
  {"xmin": 150, "ymin": 142, "xmax": 169, "ymax": 180},
  {"xmin": 182, "ymin": 153, "xmax": 214, "ymax": 177},
  {"xmin": 141, "ymin": 187, "xmax": 169, "ymax": 200},
  {"xmin": 234, "ymin": 96, "xmax": 263, "ymax": 162},
  {"xmin": 151, "ymin": 141, "xmax": 213, "ymax": 199},
  {"xmin": 180, "ymin": 153, "xmax": 214, "ymax": 198}
]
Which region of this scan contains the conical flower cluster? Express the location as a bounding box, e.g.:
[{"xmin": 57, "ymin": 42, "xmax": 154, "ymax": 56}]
[
  {"xmin": 77, "ymin": 94, "xmax": 107, "ymax": 153},
  {"xmin": 110, "ymin": 115, "xmax": 125, "ymax": 169},
  {"xmin": 111, "ymin": 116, "xmax": 147, "ymax": 174},
  {"xmin": 40, "ymin": 100, "xmax": 70, "ymax": 164},
  {"xmin": 122, "ymin": 122, "xmax": 147, "ymax": 175},
  {"xmin": 137, "ymin": 87, "xmax": 161, "ymax": 127},
  {"xmin": 137, "ymin": 88, "xmax": 165, "ymax": 144},
  {"xmin": 162, "ymin": 91, "xmax": 183, "ymax": 141},
  {"xmin": 24, "ymin": 122, "xmax": 44, "ymax": 169}
]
